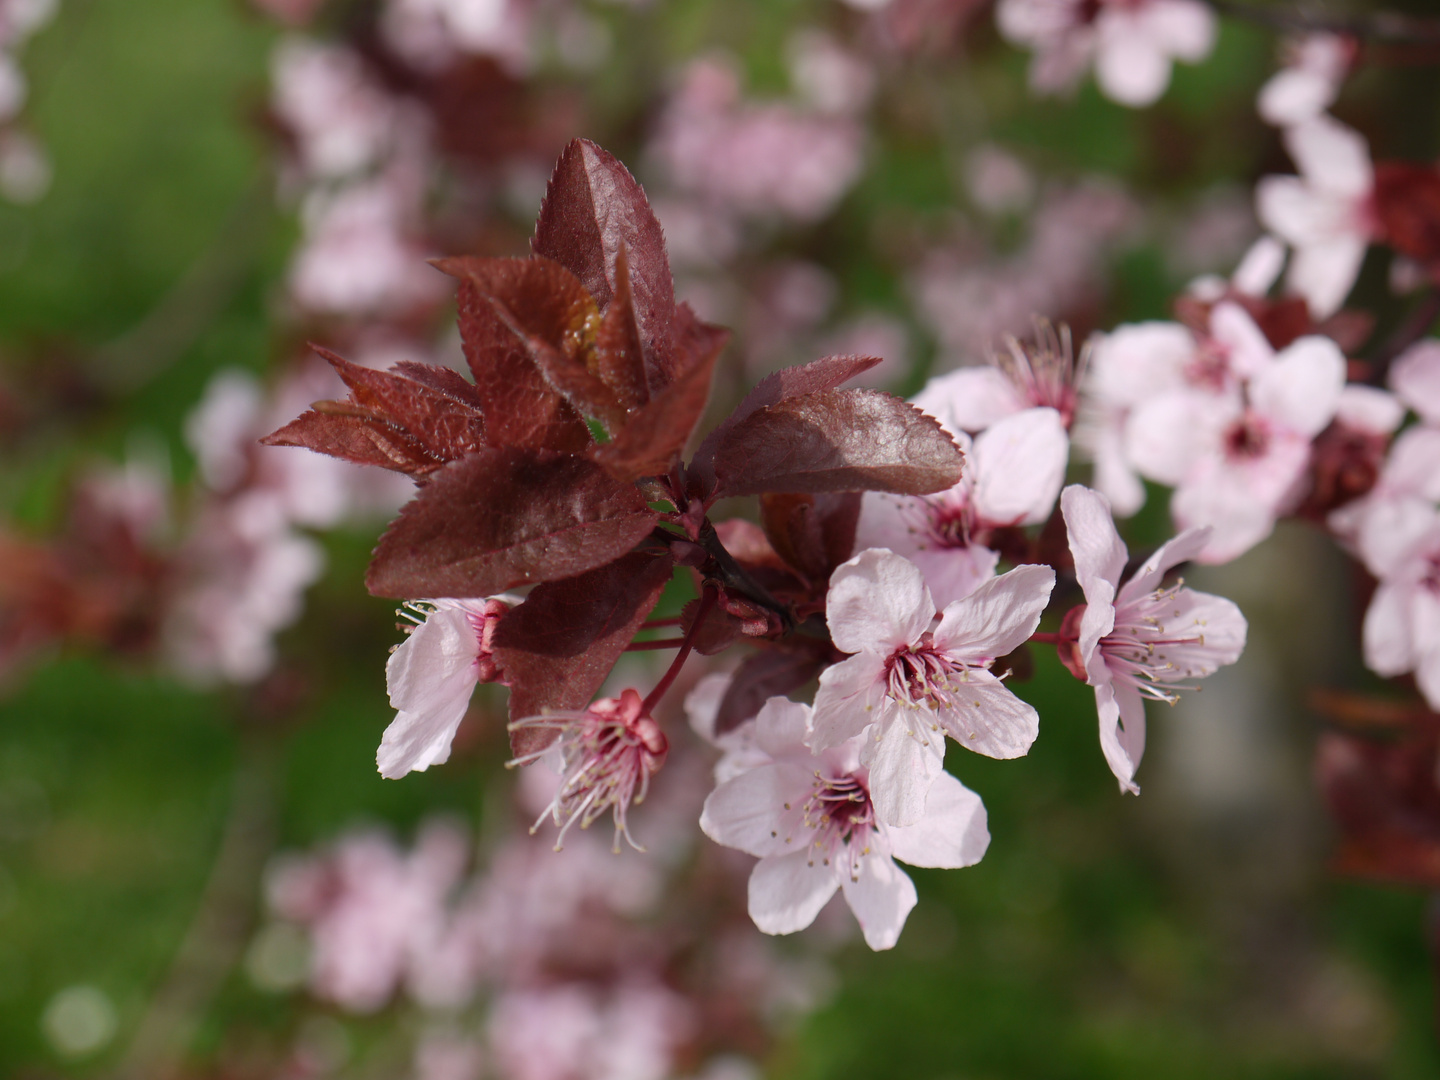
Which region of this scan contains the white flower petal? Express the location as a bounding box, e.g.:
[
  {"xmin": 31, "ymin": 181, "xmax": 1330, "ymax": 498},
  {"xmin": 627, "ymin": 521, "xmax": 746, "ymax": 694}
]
[
  {"xmin": 1094, "ymin": 22, "xmax": 1172, "ymax": 107},
  {"xmin": 377, "ymin": 697, "xmax": 470, "ymax": 779},
  {"xmin": 1141, "ymin": 589, "xmax": 1248, "ymax": 680},
  {"xmin": 886, "ymin": 772, "xmax": 990, "ymax": 869},
  {"xmin": 827, "ymin": 548, "xmax": 934, "ymax": 655},
  {"xmin": 932, "ymin": 670, "xmax": 1041, "ymax": 759},
  {"xmin": 748, "ymin": 849, "xmax": 839, "ymax": 936},
  {"xmin": 1117, "ymin": 525, "xmax": 1211, "ymax": 602},
  {"xmin": 701, "ymin": 763, "xmax": 813, "ymax": 858},
  {"xmin": 1389, "ymin": 341, "xmax": 1440, "ymax": 425},
  {"xmin": 386, "ymin": 606, "xmax": 480, "ymax": 711},
  {"xmin": 860, "ymin": 721, "xmax": 945, "ymax": 828},
  {"xmin": 1334, "ymin": 384, "xmax": 1404, "ymax": 436},
  {"xmin": 1210, "ymin": 301, "xmax": 1275, "ymax": 377},
  {"xmin": 1286, "ymin": 235, "xmax": 1368, "ymax": 320},
  {"xmin": 839, "ymin": 851, "xmax": 917, "ymax": 951},
  {"xmin": 933, "ymin": 563, "xmax": 1056, "ymax": 660},
  {"xmin": 754, "ymin": 696, "xmax": 813, "ymax": 759},
  {"xmin": 1087, "ymin": 321, "xmax": 1193, "ymax": 408},
  {"xmin": 810, "ymin": 651, "xmax": 888, "ymax": 751},
  {"xmin": 912, "ymin": 366, "xmax": 1021, "ymax": 434},
  {"xmin": 1095, "ymin": 679, "xmax": 1144, "ymax": 794},
  {"xmin": 1285, "ymin": 114, "xmax": 1373, "ymax": 196},
  {"xmin": 910, "ymin": 543, "xmax": 1001, "ymax": 610},
  {"xmin": 1363, "ymin": 580, "xmax": 1418, "ymax": 677},
  {"xmin": 1231, "ymin": 235, "xmax": 1287, "ymax": 296},
  {"xmin": 1250, "ymin": 335, "xmax": 1346, "ymax": 437},
  {"xmin": 972, "ymin": 407, "xmax": 1069, "ymax": 527}
]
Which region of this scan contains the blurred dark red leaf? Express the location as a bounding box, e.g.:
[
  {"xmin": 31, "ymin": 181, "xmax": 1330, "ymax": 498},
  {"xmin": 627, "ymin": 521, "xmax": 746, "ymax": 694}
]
[
  {"xmin": 1375, "ymin": 162, "xmax": 1440, "ymax": 264},
  {"xmin": 759, "ymin": 491, "xmax": 861, "ymax": 583},
  {"xmin": 532, "ymin": 139, "xmax": 676, "ymax": 392},
  {"xmin": 710, "ymin": 388, "xmax": 963, "ymax": 498},
  {"xmin": 366, "ymin": 448, "xmax": 658, "ymax": 598},
  {"xmin": 495, "ymin": 548, "xmax": 675, "ymax": 757},
  {"xmin": 1319, "ymin": 727, "xmax": 1440, "ymax": 888},
  {"xmin": 691, "ymin": 354, "xmax": 881, "ymax": 488},
  {"xmin": 716, "ymin": 647, "xmax": 828, "ymax": 735}
]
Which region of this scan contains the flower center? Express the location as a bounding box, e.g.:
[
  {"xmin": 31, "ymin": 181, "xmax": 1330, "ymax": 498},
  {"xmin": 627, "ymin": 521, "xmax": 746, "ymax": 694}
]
[
  {"xmin": 883, "ymin": 635, "xmax": 973, "ymax": 714},
  {"xmin": 801, "ymin": 772, "xmax": 876, "ymax": 881},
  {"xmin": 1101, "ymin": 583, "xmax": 1209, "ymax": 702},
  {"xmin": 1223, "ymin": 413, "xmax": 1270, "ymax": 461}
]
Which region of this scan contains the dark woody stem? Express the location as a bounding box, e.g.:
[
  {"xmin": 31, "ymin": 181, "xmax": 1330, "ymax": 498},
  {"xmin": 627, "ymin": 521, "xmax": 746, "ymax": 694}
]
[
  {"xmin": 1207, "ymin": 0, "xmax": 1440, "ymax": 43},
  {"xmin": 641, "ymin": 585, "xmax": 717, "ymax": 714}
]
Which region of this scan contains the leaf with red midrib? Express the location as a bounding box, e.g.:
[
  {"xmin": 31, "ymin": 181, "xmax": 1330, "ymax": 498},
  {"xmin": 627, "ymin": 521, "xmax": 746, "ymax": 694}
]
[
  {"xmin": 495, "ymin": 548, "xmax": 675, "ymax": 757},
  {"xmin": 710, "ymin": 388, "xmax": 964, "ymax": 498},
  {"xmin": 532, "ymin": 139, "xmax": 677, "ymax": 392},
  {"xmin": 366, "ymin": 448, "xmax": 659, "ymax": 598},
  {"xmin": 262, "ymin": 409, "xmax": 441, "ymax": 476}
]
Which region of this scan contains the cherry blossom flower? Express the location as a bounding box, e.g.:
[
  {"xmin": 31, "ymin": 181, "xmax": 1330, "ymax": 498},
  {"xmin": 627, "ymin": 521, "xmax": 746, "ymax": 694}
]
[
  {"xmin": 263, "ymin": 820, "xmax": 470, "ymax": 1012},
  {"xmin": 996, "ymin": 0, "xmax": 1216, "ymax": 107},
  {"xmin": 510, "ymin": 688, "xmax": 669, "ymax": 851},
  {"xmin": 1329, "ymin": 425, "xmax": 1440, "ymax": 576},
  {"xmin": 701, "ymin": 696, "xmax": 989, "ymax": 950},
  {"xmin": 1362, "ymin": 520, "xmax": 1440, "ymax": 710},
  {"xmin": 854, "ymin": 407, "xmax": 1068, "ymax": 607},
  {"xmin": 1121, "ymin": 304, "xmax": 1346, "ymax": 561},
  {"xmin": 1388, "ymin": 339, "xmax": 1440, "ymax": 424},
  {"xmin": 1257, "ymin": 34, "xmax": 1353, "ymax": 128},
  {"xmin": 378, "ymin": 597, "xmax": 511, "ymax": 779},
  {"xmin": 271, "ymin": 39, "xmax": 399, "ymax": 181},
  {"xmin": 808, "ymin": 548, "xmax": 1054, "ymax": 826},
  {"xmin": 915, "ymin": 319, "xmax": 1085, "ymax": 433},
  {"xmin": 1256, "ymin": 115, "xmax": 1377, "ymax": 318},
  {"xmin": 1060, "ymin": 485, "xmax": 1248, "ymax": 792}
]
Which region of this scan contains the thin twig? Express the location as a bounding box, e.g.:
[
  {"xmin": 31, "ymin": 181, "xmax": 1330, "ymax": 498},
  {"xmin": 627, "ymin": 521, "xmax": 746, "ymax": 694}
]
[{"xmin": 1208, "ymin": 0, "xmax": 1440, "ymax": 43}]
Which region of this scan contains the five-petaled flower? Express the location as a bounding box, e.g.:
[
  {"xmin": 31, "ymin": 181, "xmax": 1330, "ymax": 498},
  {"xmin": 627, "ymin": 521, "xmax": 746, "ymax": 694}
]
[
  {"xmin": 701, "ymin": 696, "xmax": 990, "ymax": 951},
  {"xmin": 808, "ymin": 548, "xmax": 1054, "ymax": 827},
  {"xmin": 1060, "ymin": 485, "xmax": 1248, "ymax": 793}
]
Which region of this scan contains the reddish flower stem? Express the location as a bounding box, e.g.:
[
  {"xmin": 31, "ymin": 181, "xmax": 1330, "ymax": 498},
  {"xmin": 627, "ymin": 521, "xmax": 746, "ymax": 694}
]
[
  {"xmin": 1030, "ymin": 632, "xmax": 1063, "ymax": 645},
  {"xmin": 641, "ymin": 585, "xmax": 717, "ymax": 715}
]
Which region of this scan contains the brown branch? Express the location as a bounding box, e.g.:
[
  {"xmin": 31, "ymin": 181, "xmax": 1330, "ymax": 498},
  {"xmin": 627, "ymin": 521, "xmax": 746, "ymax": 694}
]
[{"xmin": 1208, "ymin": 0, "xmax": 1440, "ymax": 43}]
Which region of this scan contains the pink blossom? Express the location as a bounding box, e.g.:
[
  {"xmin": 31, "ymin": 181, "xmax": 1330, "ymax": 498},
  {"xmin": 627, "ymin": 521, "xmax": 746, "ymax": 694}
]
[
  {"xmin": 1363, "ymin": 522, "xmax": 1440, "ymax": 711},
  {"xmin": 648, "ymin": 56, "xmax": 865, "ymax": 224},
  {"xmin": 996, "ymin": 0, "xmax": 1216, "ymax": 107},
  {"xmin": 271, "ymin": 40, "xmax": 399, "ymax": 181},
  {"xmin": 808, "ymin": 548, "xmax": 1054, "ymax": 826},
  {"xmin": 1257, "ymin": 34, "xmax": 1353, "ymax": 128},
  {"xmin": 382, "ymin": 0, "xmax": 533, "ymax": 75},
  {"xmin": 1256, "ymin": 115, "xmax": 1376, "ymax": 318},
  {"xmin": 488, "ymin": 982, "xmax": 694, "ymax": 1080},
  {"xmin": 701, "ymin": 696, "xmax": 989, "ymax": 950},
  {"xmin": 1060, "ymin": 485, "xmax": 1247, "ymax": 792},
  {"xmin": 855, "ymin": 407, "xmax": 1068, "ymax": 607},
  {"xmin": 379, "ymin": 597, "xmax": 510, "ymax": 779},
  {"xmin": 1328, "ymin": 426, "xmax": 1440, "ymax": 577},
  {"xmin": 1388, "ymin": 340, "xmax": 1440, "ymax": 425},
  {"xmin": 264, "ymin": 820, "xmax": 470, "ymax": 1013},
  {"xmin": 510, "ymin": 689, "xmax": 669, "ymax": 851}
]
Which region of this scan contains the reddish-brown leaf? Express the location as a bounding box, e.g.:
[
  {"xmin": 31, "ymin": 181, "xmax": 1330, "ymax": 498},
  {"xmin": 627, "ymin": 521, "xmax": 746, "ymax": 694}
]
[
  {"xmin": 716, "ymin": 647, "xmax": 828, "ymax": 735},
  {"xmin": 710, "ymin": 388, "xmax": 963, "ymax": 498},
  {"xmin": 691, "ymin": 354, "xmax": 881, "ymax": 488},
  {"xmin": 441, "ymin": 255, "xmax": 629, "ymax": 431},
  {"xmin": 313, "ymin": 346, "xmax": 490, "ymax": 463},
  {"xmin": 495, "ymin": 548, "xmax": 675, "ymax": 757},
  {"xmin": 263, "ymin": 409, "xmax": 441, "ymax": 475},
  {"xmin": 591, "ymin": 320, "xmax": 726, "ymax": 482},
  {"xmin": 532, "ymin": 139, "xmax": 676, "ymax": 391},
  {"xmin": 1375, "ymin": 162, "xmax": 1440, "ymax": 265},
  {"xmin": 366, "ymin": 448, "xmax": 659, "ymax": 598},
  {"xmin": 592, "ymin": 247, "xmax": 650, "ymax": 412},
  {"xmin": 759, "ymin": 491, "xmax": 861, "ymax": 583}
]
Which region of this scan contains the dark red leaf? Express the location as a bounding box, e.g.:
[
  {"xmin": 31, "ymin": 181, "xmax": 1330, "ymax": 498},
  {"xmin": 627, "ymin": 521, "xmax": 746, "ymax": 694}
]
[
  {"xmin": 532, "ymin": 139, "xmax": 676, "ymax": 392},
  {"xmin": 710, "ymin": 388, "xmax": 964, "ymax": 498},
  {"xmin": 591, "ymin": 319, "xmax": 725, "ymax": 482},
  {"xmin": 366, "ymin": 448, "xmax": 659, "ymax": 598},
  {"xmin": 592, "ymin": 247, "xmax": 650, "ymax": 412},
  {"xmin": 495, "ymin": 548, "xmax": 675, "ymax": 757},
  {"xmin": 262, "ymin": 409, "xmax": 441, "ymax": 475},
  {"xmin": 759, "ymin": 491, "xmax": 861, "ymax": 583},
  {"xmin": 691, "ymin": 354, "xmax": 882, "ymax": 488},
  {"xmin": 440, "ymin": 255, "xmax": 630, "ymax": 431},
  {"xmin": 716, "ymin": 647, "xmax": 828, "ymax": 735},
  {"xmin": 1375, "ymin": 162, "xmax": 1440, "ymax": 265},
  {"xmin": 311, "ymin": 345, "xmax": 489, "ymax": 464}
]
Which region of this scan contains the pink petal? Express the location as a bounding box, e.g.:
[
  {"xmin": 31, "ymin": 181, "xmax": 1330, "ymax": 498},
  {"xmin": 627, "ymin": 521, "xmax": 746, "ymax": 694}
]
[
  {"xmin": 1095, "ymin": 679, "xmax": 1144, "ymax": 794},
  {"xmin": 810, "ymin": 650, "xmax": 888, "ymax": 751},
  {"xmin": 885, "ymin": 772, "xmax": 990, "ymax": 869},
  {"xmin": 933, "ymin": 563, "xmax": 1056, "ymax": 660},
  {"xmin": 1088, "ymin": 321, "xmax": 1193, "ymax": 408},
  {"xmin": 827, "ymin": 548, "xmax": 934, "ymax": 655},
  {"xmin": 911, "ymin": 543, "xmax": 1001, "ymax": 610},
  {"xmin": 912, "ymin": 366, "xmax": 1022, "ymax": 433},
  {"xmin": 1334, "ymin": 384, "xmax": 1404, "ymax": 436},
  {"xmin": 1145, "ymin": 0, "xmax": 1216, "ymax": 60},
  {"xmin": 1125, "ymin": 389, "xmax": 1233, "ymax": 486},
  {"xmin": 1255, "ymin": 176, "xmax": 1333, "ymax": 245},
  {"xmin": 1210, "ymin": 301, "xmax": 1275, "ymax": 378},
  {"xmin": 700, "ymin": 763, "xmax": 813, "ymax": 858},
  {"xmin": 1231, "ymin": 235, "xmax": 1287, "ymax": 296},
  {"xmin": 1094, "ymin": 22, "xmax": 1173, "ymax": 107},
  {"xmin": 1061, "ymin": 484, "xmax": 1127, "ymax": 599},
  {"xmin": 860, "ymin": 721, "xmax": 946, "ymax": 828},
  {"xmin": 754, "ymin": 696, "xmax": 812, "ymax": 758},
  {"xmin": 931, "ymin": 669, "xmax": 1041, "ymax": 759},
  {"xmin": 1362, "ymin": 579, "xmax": 1416, "ymax": 677},
  {"xmin": 1389, "ymin": 341, "xmax": 1440, "ymax": 425},
  {"xmin": 1250, "ymin": 335, "xmax": 1346, "ymax": 437},
  {"xmin": 1171, "ymin": 460, "xmax": 1286, "ymax": 564},
  {"xmin": 1087, "ymin": 421, "xmax": 1148, "ymax": 517},
  {"xmin": 1117, "ymin": 525, "xmax": 1211, "ymax": 603},
  {"xmin": 748, "ymin": 849, "xmax": 839, "ymax": 936},
  {"xmin": 1285, "ymin": 114, "xmax": 1373, "ymax": 196},
  {"xmin": 839, "ymin": 852, "xmax": 917, "ymax": 951},
  {"xmin": 1286, "ymin": 234, "xmax": 1368, "ymax": 319},
  {"xmin": 1257, "ymin": 68, "xmax": 1335, "ymax": 127},
  {"xmin": 377, "ymin": 696, "xmax": 471, "ymax": 779},
  {"xmin": 1140, "ymin": 589, "xmax": 1248, "ymax": 680},
  {"xmin": 972, "ymin": 407, "xmax": 1069, "ymax": 527},
  {"xmin": 386, "ymin": 605, "xmax": 481, "ymax": 711}
]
